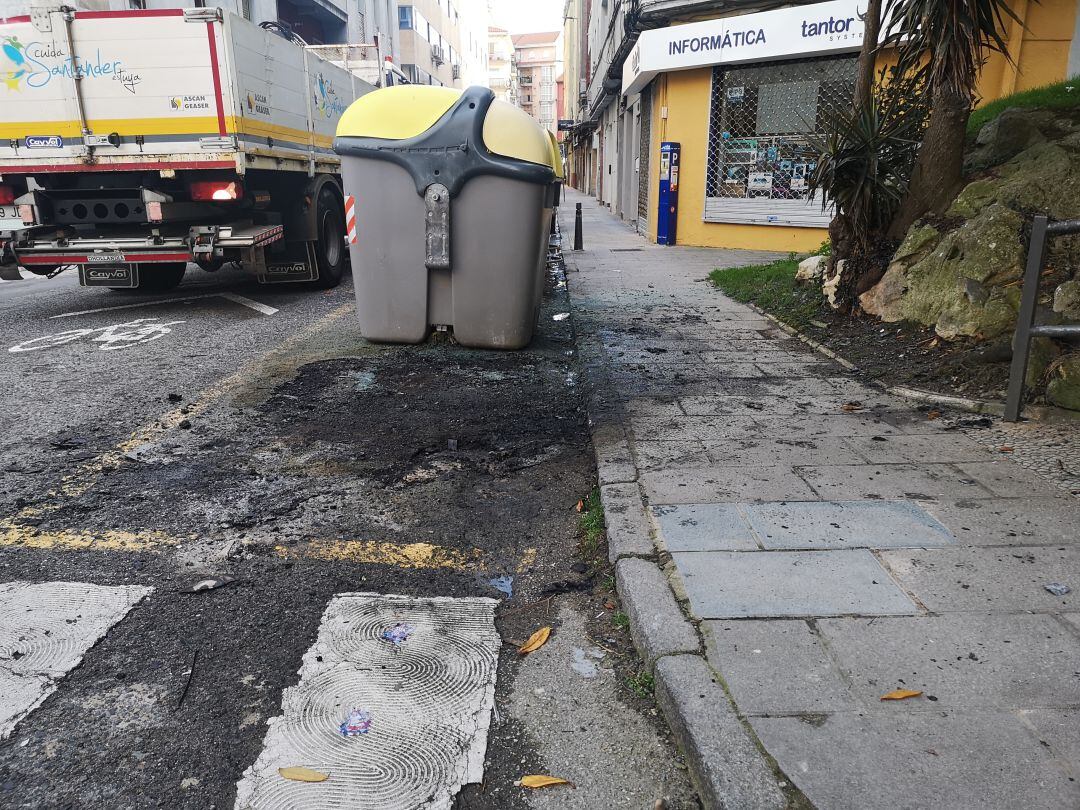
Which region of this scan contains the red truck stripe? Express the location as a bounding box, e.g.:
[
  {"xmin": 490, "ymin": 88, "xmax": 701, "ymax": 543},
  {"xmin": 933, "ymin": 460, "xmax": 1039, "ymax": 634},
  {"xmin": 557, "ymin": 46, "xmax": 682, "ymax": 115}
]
[{"xmin": 206, "ymin": 22, "xmax": 228, "ymax": 137}]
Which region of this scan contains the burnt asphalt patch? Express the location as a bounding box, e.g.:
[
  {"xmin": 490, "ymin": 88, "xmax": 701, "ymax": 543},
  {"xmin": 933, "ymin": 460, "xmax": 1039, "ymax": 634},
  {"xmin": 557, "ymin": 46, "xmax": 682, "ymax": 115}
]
[{"xmin": 0, "ymin": 269, "xmax": 602, "ymax": 807}]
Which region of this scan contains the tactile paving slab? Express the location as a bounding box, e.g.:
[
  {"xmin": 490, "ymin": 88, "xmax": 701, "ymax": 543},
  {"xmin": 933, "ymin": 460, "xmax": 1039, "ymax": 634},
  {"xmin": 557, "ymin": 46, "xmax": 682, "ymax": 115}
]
[{"xmin": 235, "ymin": 593, "xmax": 500, "ymax": 810}]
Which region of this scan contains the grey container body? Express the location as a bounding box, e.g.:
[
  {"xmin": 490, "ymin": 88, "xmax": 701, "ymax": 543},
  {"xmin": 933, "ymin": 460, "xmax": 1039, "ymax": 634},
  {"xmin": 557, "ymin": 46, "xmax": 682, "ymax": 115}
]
[{"xmin": 342, "ymin": 158, "xmax": 553, "ymax": 350}]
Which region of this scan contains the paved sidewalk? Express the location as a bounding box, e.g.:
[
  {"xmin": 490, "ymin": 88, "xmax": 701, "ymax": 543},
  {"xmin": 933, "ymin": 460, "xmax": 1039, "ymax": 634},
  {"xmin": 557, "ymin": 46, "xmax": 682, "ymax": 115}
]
[{"xmin": 559, "ymin": 189, "xmax": 1080, "ymax": 810}]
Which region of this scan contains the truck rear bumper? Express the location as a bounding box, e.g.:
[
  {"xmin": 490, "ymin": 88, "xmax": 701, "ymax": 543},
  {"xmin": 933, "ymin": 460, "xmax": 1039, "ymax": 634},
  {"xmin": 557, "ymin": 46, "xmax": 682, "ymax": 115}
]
[{"xmin": 9, "ymin": 223, "xmax": 284, "ymax": 269}]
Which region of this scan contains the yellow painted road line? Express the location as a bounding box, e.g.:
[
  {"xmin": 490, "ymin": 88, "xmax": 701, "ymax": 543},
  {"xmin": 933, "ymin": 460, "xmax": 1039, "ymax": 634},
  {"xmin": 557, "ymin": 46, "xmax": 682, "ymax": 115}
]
[
  {"xmin": 277, "ymin": 540, "xmax": 484, "ymax": 571},
  {"xmin": 0, "ymin": 523, "xmax": 184, "ymax": 553}
]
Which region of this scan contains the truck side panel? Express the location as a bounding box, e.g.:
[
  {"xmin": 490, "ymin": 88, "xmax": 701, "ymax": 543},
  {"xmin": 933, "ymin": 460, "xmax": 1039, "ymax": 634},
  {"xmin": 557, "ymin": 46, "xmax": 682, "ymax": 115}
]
[{"xmin": 0, "ymin": 10, "xmax": 229, "ymax": 170}]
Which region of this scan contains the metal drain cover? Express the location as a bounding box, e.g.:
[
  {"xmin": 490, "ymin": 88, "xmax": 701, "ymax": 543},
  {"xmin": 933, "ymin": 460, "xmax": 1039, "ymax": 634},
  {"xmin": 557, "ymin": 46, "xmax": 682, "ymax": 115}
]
[
  {"xmin": 235, "ymin": 593, "xmax": 500, "ymax": 810},
  {"xmin": 0, "ymin": 580, "xmax": 152, "ymax": 739}
]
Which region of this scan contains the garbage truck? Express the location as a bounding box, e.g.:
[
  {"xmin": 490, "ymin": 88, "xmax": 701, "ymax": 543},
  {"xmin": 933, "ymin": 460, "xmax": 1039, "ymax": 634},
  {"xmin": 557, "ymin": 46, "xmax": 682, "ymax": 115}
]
[{"xmin": 0, "ymin": 5, "xmax": 374, "ymax": 290}]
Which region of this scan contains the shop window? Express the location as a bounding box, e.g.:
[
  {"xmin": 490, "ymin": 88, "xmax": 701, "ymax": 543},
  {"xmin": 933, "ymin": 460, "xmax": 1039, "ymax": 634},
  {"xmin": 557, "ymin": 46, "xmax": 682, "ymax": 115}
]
[{"xmin": 704, "ymin": 55, "xmax": 856, "ymax": 228}]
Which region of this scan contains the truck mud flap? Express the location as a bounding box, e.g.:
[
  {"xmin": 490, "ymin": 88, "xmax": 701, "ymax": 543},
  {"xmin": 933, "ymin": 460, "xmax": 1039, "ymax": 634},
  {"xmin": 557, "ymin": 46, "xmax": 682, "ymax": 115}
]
[
  {"xmin": 257, "ymin": 243, "xmax": 318, "ymax": 284},
  {"xmin": 0, "ymin": 263, "xmax": 22, "ymax": 281},
  {"xmin": 79, "ymin": 264, "xmax": 139, "ymax": 288}
]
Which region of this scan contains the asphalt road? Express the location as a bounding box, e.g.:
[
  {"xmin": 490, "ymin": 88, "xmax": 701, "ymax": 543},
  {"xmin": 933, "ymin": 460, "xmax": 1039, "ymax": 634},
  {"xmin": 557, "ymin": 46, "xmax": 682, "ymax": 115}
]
[{"xmin": 0, "ymin": 265, "xmax": 696, "ymax": 808}]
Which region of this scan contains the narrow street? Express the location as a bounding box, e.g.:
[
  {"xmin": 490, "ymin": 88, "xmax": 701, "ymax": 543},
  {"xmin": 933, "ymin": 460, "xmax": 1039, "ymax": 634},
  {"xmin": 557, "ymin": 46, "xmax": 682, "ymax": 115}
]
[{"xmin": 0, "ymin": 265, "xmax": 696, "ymax": 808}]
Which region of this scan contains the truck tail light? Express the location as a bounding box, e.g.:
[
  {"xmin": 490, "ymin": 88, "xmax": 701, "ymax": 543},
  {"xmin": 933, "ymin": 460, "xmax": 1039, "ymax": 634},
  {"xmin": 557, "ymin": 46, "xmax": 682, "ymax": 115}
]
[
  {"xmin": 0, "ymin": 185, "xmax": 14, "ymax": 205},
  {"xmin": 190, "ymin": 180, "xmax": 244, "ymax": 201}
]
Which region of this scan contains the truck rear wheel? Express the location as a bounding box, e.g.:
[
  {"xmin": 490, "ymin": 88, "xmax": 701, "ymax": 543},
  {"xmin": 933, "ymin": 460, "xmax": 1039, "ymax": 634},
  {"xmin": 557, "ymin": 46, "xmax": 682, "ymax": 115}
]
[{"xmin": 309, "ymin": 185, "xmax": 346, "ymax": 289}]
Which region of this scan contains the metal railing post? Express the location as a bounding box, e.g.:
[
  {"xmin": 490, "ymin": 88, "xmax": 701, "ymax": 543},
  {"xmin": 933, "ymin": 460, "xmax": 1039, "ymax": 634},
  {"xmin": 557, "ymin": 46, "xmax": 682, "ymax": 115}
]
[{"xmin": 1004, "ymin": 215, "xmax": 1049, "ymax": 421}]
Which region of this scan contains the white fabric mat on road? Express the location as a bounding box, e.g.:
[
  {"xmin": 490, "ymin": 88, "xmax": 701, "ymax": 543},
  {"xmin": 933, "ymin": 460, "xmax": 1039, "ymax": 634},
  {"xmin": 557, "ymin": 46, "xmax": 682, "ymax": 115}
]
[
  {"xmin": 235, "ymin": 593, "xmax": 501, "ymax": 810},
  {"xmin": 0, "ymin": 580, "xmax": 152, "ymax": 739}
]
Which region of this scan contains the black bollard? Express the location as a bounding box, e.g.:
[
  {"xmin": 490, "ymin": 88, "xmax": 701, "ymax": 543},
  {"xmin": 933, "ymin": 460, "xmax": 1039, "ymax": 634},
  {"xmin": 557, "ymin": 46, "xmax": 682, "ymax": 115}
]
[{"xmin": 573, "ymin": 203, "xmax": 584, "ymax": 251}]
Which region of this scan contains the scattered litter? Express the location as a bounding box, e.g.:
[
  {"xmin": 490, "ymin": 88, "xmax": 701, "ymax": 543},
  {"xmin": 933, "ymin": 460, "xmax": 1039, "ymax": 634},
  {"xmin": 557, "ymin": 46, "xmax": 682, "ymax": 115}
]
[
  {"xmin": 381, "ymin": 622, "xmax": 415, "ymax": 645},
  {"xmin": 347, "ymin": 370, "xmax": 376, "ymax": 392},
  {"xmin": 880, "ymin": 688, "xmax": 923, "ymax": 701},
  {"xmin": 520, "ymin": 774, "xmax": 574, "ymax": 790},
  {"xmin": 183, "ymin": 576, "xmax": 235, "ymax": 593},
  {"xmin": 489, "ymin": 576, "xmax": 514, "ymax": 599},
  {"xmin": 279, "ymin": 766, "xmax": 328, "ymax": 783},
  {"xmin": 1044, "ymin": 582, "xmax": 1071, "ymax": 596},
  {"xmin": 553, "ymin": 313, "xmax": 570, "ymax": 321},
  {"xmin": 841, "ymin": 401, "xmax": 863, "ymax": 412},
  {"xmin": 518, "ymin": 626, "xmax": 552, "ymax": 655},
  {"xmin": 999, "ymin": 446, "xmax": 1014, "ymax": 453},
  {"xmin": 539, "ymin": 578, "xmax": 592, "ymax": 597},
  {"xmin": 571, "ymin": 647, "xmax": 603, "ymax": 679},
  {"xmin": 168, "ymin": 393, "xmax": 184, "ymax": 403},
  {"xmin": 926, "ymin": 410, "xmax": 941, "ymax": 420},
  {"xmin": 339, "ymin": 708, "xmax": 373, "ymax": 737},
  {"xmin": 447, "ymin": 438, "xmax": 459, "ymax": 451},
  {"xmin": 809, "ymin": 320, "xmax": 828, "ymax": 329}
]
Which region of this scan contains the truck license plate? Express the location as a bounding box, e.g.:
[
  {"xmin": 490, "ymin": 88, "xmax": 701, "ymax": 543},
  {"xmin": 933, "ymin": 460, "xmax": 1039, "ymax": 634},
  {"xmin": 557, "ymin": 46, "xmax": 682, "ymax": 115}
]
[
  {"xmin": 0, "ymin": 205, "xmax": 18, "ymax": 221},
  {"xmin": 80, "ymin": 264, "xmax": 138, "ymax": 288}
]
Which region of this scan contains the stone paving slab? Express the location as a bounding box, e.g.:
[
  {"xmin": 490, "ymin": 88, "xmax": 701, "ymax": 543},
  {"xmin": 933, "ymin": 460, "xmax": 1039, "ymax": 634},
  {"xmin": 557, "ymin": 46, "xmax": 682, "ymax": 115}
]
[
  {"xmin": 750, "ymin": 710, "xmax": 1080, "ymax": 810},
  {"xmin": 702, "ymin": 619, "xmax": 858, "ymax": 714},
  {"xmin": 672, "ymin": 550, "xmax": 917, "ymax": 618},
  {"xmin": 795, "ymin": 463, "xmax": 993, "ymax": 500},
  {"xmin": 631, "ymin": 440, "xmax": 712, "ymax": 471},
  {"xmin": 879, "ymin": 546, "xmax": 1080, "ymax": 612},
  {"xmin": 651, "ymin": 504, "xmax": 758, "ymax": 552},
  {"xmin": 630, "ymin": 415, "xmax": 764, "ymax": 442},
  {"xmin": 817, "ymin": 613, "xmax": 1080, "ymax": 710},
  {"xmin": 917, "ymin": 497, "xmax": 1080, "ymax": 545},
  {"xmin": 954, "ymin": 460, "xmax": 1071, "ymax": 498},
  {"xmin": 702, "ymin": 436, "xmax": 868, "ymax": 467},
  {"xmin": 641, "ymin": 465, "xmax": 819, "ymax": 505},
  {"xmin": 843, "ymin": 433, "xmax": 995, "ymax": 464},
  {"xmin": 742, "ymin": 500, "xmax": 956, "ymax": 550}
]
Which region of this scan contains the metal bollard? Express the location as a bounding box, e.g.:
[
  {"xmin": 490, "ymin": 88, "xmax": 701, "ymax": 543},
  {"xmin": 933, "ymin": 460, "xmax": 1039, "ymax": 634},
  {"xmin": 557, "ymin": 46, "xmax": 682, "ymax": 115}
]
[{"xmin": 573, "ymin": 203, "xmax": 584, "ymax": 251}]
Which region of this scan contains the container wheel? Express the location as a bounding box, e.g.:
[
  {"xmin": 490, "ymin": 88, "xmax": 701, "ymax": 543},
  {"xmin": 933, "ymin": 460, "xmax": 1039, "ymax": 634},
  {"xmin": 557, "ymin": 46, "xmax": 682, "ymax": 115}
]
[{"xmin": 309, "ymin": 185, "xmax": 346, "ymax": 289}]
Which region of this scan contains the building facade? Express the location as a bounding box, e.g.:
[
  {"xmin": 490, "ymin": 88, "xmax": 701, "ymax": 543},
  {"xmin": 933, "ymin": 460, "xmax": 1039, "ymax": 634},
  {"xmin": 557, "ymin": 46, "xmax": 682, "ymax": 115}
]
[
  {"xmin": 397, "ymin": 0, "xmax": 489, "ymax": 88},
  {"xmin": 488, "ymin": 26, "xmax": 518, "ymax": 104},
  {"xmin": 512, "ymin": 31, "xmax": 563, "ymax": 134},
  {"xmin": 564, "ymin": 0, "xmax": 1080, "ymax": 250}
]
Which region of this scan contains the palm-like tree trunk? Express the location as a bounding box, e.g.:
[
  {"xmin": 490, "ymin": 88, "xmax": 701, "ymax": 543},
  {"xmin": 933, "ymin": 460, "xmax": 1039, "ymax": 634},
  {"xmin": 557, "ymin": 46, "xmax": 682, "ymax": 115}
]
[{"xmin": 887, "ymin": 78, "xmax": 970, "ymax": 239}]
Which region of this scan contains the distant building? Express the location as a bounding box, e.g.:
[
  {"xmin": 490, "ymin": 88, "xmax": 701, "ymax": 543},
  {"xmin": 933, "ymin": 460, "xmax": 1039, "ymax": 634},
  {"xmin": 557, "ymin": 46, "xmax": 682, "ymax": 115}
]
[
  {"xmin": 487, "ymin": 26, "xmax": 517, "ymax": 104},
  {"xmin": 396, "ymin": 0, "xmax": 489, "ymax": 88},
  {"xmin": 512, "ymin": 31, "xmax": 563, "ymax": 134}
]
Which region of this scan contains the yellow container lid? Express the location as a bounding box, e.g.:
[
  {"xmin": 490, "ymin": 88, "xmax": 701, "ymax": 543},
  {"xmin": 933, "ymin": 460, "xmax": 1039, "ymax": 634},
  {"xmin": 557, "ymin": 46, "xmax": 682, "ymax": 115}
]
[
  {"xmin": 336, "ymin": 85, "xmax": 555, "ymax": 170},
  {"xmin": 547, "ymin": 130, "xmax": 564, "ymax": 180}
]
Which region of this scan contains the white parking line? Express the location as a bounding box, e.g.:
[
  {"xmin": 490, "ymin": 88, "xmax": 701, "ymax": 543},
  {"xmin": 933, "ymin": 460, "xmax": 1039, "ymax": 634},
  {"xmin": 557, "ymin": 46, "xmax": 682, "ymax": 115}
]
[
  {"xmin": 0, "ymin": 581, "xmax": 152, "ymax": 739},
  {"xmin": 235, "ymin": 593, "xmax": 500, "ymax": 810},
  {"xmin": 50, "ymin": 293, "xmax": 278, "ymax": 319}
]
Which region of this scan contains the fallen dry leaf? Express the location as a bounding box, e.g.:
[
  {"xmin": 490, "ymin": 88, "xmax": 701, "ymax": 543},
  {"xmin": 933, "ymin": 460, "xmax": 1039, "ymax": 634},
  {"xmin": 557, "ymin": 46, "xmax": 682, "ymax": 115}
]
[
  {"xmin": 880, "ymin": 688, "xmax": 923, "ymax": 701},
  {"xmin": 521, "ymin": 774, "xmax": 574, "ymax": 789},
  {"xmin": 926, "ymin": 410, "xmax": 941, "ymax": 420},
  {"xmin": 575, "ymin": 499, "xmax": 584, "ymax": 513},
  {"xmin": 518, "ymin": 626, "xmax": 552, "ymax": 655},
  {"xmin": 841, "ymin": 401, "xmax": 864, "ymax": 412},
  {"xmin": 999, "ymin": 446, "xmax": 1014, "ymax": 453},
  {"xmin": 278, "ymin": 766, "xmax": 329, "ymax": 783}
]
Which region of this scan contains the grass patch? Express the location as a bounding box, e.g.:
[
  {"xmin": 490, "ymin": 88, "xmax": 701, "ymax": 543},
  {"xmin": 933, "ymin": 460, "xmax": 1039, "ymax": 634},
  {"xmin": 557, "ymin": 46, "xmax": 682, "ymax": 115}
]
[
  {"xmin": 968, "ymin": 76, "xmax": 1080, "ymax": 135},
  {"xmin": 709, "ymin": 258, "xmax": 824, "ymax": 331},
  {"xmin": 577, "ymin": 487, "xmax": 605, "ymax": 563},
  {"xmin": 625, "ymin": 670, "xmax": 656, "ymax": 699},
  {"xmin": 611, "ymin": 610, "xmax": 630, "ymax": 630}
]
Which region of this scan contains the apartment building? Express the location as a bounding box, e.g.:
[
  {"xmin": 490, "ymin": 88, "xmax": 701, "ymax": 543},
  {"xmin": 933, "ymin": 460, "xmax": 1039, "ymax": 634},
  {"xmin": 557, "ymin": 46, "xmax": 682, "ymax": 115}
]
[
  {"xmin": 512, "ymin": 31, "xmax": 563, "ymax": 134},
  {"xmin": 488, "ymin": 26, "xmax": 518, "ymax": 104},
  {"xmin": 564, "ymin": 0, "xmax": 1080, "ymax": 251},
  {"xmin": 397, "ymin": 0, "xmax": 489, "ymax": 88}
]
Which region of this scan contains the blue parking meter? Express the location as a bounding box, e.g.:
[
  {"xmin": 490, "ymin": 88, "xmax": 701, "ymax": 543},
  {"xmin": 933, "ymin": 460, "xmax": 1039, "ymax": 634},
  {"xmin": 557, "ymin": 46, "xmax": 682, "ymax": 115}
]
[{"xmin": 657, "ymin": 141, "xmax": 680, "ymax": 246}]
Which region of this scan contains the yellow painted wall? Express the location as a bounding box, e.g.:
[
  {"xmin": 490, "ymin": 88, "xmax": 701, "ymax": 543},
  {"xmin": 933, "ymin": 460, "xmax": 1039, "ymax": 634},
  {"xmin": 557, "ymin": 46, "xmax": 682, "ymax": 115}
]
[{"xmin": 646, "ymin": 0, "xmax": 1079, "ymax": 250}]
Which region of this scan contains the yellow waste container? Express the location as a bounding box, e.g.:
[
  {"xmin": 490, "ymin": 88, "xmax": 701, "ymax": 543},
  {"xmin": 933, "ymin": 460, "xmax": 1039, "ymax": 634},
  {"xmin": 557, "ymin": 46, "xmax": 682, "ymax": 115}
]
[{"xmin": 334, "ymin": 85, "xmax": 558, "ymax": 350}]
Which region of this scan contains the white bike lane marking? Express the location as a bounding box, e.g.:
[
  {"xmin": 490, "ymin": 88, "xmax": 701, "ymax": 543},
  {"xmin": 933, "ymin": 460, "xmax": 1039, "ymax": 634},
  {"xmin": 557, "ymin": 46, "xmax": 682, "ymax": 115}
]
[
  {"xmin": 8, "ymin": 318, "xmax": 186, "ymax": 353},
  {"xmin": 49, "ymin": 292, "xmax": 279, "ymax": 319},
  {"xmin": 0, "ymin": 581, "xmax": 152, "ymax": 740},
  {"xmin": 234, "ymin": 593, "xmax": 500, "ymax": 810}
]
